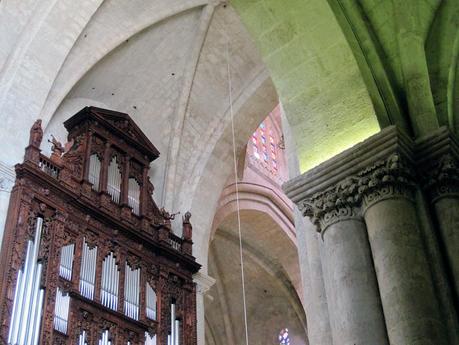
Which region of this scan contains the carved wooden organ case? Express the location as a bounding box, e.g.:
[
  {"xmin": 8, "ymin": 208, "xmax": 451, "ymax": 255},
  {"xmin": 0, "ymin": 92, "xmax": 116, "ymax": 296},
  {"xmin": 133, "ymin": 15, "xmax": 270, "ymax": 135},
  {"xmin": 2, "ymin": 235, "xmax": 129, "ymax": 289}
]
[{"xmin": 0, "ymin": 107, "xmax": 200, "ymax": 345}]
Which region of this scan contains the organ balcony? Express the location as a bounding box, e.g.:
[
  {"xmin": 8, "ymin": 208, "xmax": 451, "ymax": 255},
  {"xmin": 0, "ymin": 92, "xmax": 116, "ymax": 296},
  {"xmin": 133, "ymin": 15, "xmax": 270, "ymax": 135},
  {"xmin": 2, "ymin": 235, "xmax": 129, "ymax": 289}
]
[{"xmin": 0, "ymin": 107, "xmax": 200, "ymax": 345}]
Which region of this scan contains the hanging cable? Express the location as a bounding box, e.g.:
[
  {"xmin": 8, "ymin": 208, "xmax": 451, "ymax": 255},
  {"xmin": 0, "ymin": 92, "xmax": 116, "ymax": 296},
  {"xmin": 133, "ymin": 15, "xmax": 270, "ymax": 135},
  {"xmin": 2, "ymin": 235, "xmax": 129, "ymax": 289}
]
[{"xmin": 226, "ymin": 41, "xmax": 250, "ymax": 345}]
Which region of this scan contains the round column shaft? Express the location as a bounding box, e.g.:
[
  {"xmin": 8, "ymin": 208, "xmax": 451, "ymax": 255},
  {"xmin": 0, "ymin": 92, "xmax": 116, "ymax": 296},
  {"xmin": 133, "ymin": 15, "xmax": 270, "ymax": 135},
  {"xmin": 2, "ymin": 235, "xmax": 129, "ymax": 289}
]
[
  {"xmin": 320, "ymin": 216, "xmax": 389, "ymax": 345},
  {"xmin": 360, "ymin": 153, "xmax": 448, "ymax": 345}
]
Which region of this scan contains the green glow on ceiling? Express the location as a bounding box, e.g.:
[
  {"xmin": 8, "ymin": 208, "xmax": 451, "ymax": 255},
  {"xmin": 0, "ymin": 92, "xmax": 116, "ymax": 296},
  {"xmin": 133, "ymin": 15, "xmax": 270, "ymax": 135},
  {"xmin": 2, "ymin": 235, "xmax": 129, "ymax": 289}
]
[{"xmin": 231, "ymin": 0, "xmax": 380, "ymax": 173}]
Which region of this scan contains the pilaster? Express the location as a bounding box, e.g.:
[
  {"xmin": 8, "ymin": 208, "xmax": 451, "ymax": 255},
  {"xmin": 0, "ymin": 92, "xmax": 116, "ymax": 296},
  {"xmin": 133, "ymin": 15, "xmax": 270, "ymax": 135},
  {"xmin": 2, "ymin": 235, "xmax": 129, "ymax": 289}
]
[{"xmin": 193, "ymin": 272, "xmax": 215, "ymax": 345}]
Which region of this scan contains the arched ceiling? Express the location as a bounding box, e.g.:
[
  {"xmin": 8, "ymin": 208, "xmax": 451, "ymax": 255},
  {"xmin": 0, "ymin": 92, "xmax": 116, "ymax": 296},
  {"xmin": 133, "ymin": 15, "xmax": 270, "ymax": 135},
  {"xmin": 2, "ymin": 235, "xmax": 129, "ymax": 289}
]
[
  {"xmin": 231, "ymin": 0, "xmax": 380, "ymax": 172},
  {"xmin": 231, "ymin": 0, "xmax": 459, "ymax": 171},
  {"xmin": 1, "ymin": 0, "xmax": 458, "ymax": 273}
]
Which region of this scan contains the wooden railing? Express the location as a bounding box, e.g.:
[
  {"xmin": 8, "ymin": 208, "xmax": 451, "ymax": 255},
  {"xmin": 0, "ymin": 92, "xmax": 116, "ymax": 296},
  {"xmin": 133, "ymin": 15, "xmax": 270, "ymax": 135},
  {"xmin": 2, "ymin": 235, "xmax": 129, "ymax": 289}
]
[
  {"xmin": 39, "ymin": 155, "xmax": 61, "ymax": 179},
  {"xmin": 168, "ymin": 234, "xmax": 182, "ymax": 251}
]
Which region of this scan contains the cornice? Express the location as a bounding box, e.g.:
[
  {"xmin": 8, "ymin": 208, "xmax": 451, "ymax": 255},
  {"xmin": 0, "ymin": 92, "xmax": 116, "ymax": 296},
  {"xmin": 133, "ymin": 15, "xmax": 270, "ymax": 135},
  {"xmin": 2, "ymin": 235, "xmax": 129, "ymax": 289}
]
[
  {"xmin": 283, "ymin": 127, "xmax": 417, "ymax": 233},
  {"xmin": 193, "ymin": 272, "xmax": 216, "ymax": 295},
  {"xmin": 283, "ymin": 126, "xmax": 413, "ymax": 204}
]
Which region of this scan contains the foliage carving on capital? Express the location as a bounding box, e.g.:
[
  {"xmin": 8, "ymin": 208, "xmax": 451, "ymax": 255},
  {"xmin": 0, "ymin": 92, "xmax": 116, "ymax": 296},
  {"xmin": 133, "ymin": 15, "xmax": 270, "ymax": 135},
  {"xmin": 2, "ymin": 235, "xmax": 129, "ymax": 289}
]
[
  {"xmin": 422, "ymin": 153, "xmax": 459, "ymax": 199},
  {"xmin": 357, "ymin": 153, "xmax": 416, "ymax": 209},
  {"xmin": 300, "ymin": 153, "xmax": 416, "ymax": 232},
  {"xmin": 301, "ymin": 176, "xmax": 361, "ymax": 233}
]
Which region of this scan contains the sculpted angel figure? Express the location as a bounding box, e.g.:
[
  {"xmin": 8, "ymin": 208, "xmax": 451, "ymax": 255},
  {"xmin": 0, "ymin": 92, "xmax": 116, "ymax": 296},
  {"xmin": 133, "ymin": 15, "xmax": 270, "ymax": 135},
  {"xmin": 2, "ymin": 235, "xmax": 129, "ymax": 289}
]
[{"xmin": 29, "ymin": 119, "xmax": 43, "ymax": 148}]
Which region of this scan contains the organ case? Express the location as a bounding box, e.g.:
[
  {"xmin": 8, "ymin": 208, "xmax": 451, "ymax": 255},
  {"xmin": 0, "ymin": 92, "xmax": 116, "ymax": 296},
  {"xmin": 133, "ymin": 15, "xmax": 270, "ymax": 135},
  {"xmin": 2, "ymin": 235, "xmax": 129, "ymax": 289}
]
[{"xmin": 0, "ymin": 107, "xmax": 200, "ymax": 345}]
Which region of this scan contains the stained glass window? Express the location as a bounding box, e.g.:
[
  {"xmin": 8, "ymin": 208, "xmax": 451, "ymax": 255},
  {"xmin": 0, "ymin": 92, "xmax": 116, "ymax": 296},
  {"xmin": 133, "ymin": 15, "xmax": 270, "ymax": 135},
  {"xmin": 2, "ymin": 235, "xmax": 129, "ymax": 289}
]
[{"xmin": 279, "ymin": 328, "xmax": 290, "ymax": 345}]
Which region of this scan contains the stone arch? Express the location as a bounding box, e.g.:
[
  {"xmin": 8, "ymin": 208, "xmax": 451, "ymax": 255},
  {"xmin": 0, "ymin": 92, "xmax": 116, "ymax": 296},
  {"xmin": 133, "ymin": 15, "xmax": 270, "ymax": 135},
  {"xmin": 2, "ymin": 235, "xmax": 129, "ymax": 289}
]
[{"xmin": 426, "ymin": 0, "xmax": 459, "ymax": 133}]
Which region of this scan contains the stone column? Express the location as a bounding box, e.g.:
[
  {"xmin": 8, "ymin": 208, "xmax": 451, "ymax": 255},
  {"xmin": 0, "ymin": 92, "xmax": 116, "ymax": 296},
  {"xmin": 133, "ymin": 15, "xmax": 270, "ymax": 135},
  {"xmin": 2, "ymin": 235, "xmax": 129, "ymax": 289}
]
[
  {"xmin": 301, "ymin": 179, "xmax": 388, "ymax": 345},
  {"xmin": 193, "ymin": 272, "xmax": 215, "ymax": 345},
  {"xmin": 294, "ymin": 209, "xmax": 332, "ymax": 345},
  {"xmin": 417, "ymin": 128, "xmax": 459, "ymax": 301},
  {"xmin": 284, "ymin": 127, "xmax": 455, "ymax": 345},
  {"xmin": 359, "ymin": 152, "xmax": 448, "ymax": 344}
]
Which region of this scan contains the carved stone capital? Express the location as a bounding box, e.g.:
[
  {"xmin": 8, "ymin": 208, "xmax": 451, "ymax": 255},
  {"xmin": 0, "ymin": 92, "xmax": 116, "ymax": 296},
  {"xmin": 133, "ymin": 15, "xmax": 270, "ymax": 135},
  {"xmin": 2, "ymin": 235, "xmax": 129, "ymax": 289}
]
[
  {"xmin": 301, "ymin": 176, "xmax": 361, "ymax": 233},
  {"xmin": 284, "ymin": 126, "xmax": 416, "ymax": 232},
  {"xmin": 193, "ymin": 272, "xmax": 215, "ymax": 295},
  {"xmin": 416, "ymin": 127, "xmax": 459, "ymax": 201},
  {"xmin": 358, "ymin": 153, "xmax": 416, "ymax": 210},
  {"xmin": 423, "ymin": 153, "xmax": 459, "ymax": 199}
]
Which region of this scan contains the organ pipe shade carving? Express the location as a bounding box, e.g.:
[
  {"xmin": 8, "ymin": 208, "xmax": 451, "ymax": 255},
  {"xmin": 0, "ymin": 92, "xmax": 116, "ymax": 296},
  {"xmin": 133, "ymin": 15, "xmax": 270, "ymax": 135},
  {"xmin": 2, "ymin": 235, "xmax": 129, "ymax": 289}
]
[
  {"xmin": 59, "ymin": 243, "xmax": 74, "ymax": 281},
  {"xmin": 7, "ymin": 217, "xmax": 45, "ymax": 345},
  {"xmin": 98, "ymin": 330, "xmax": 112, "ymax": 345},
  {"xmin": 101, "ymin": 252, "xmax": 119, "ymax": 311},
  {"xmin": 124, "ymin": 263, "xmax": 140, "ymax": 320},
  {"xmin": 145, "ymin": 332, "xmax": 157, "ymax": 345},
  {"xmin": 79, "ymin": 239, "xmax": 97, "ymax": 300},
  {"xmin": 107, "ymin": 156, "xmax": 121, "ymax": 203},
  {"xmin": 78, "ymin": 330, "xmax": 89, "ymax": 345},
  {"xmin": 128, "ymin": 178, "xmax": 140, "ymax": 215},
  {"xmin": 88, "ymin": 154, "xmax": 101, "ymax": 191},
  {"xmin": 53, "ymin": 288, "xmax": 70, "ymax": 334},
  {"xmin": 145, "ymin": 283, "xmax": 157, "ymax": 320}
]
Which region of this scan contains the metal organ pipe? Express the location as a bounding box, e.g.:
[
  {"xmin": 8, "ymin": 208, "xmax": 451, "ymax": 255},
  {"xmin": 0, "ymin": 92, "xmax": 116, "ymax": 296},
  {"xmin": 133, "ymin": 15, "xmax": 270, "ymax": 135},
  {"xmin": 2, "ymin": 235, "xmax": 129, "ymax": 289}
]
[
  {"xmin": 88, "ymin": 154, "xmax": 101, "ymax": 191},
  {"xmin": 107, "ymin": 156, "xmax": 121, "ymax": 203},
  {"xmin": 146, "ymin": 283, "xmax": 157, "ymax": 320},
  {"xmin": 124, "ymin": 263, "xmax": 140, "ymax": 320},
  {"xmin": 59, "ymin": 243, "xmax": 74, "ymax": 280},
  {"xmin": 79, "ymin": 239, "xmax": 97, "ymax": 300},
  {"xmin": 7, "ymin": 217, "xmax": 45, "ymax": 345},
  {"xmin": 170, "ymin": 303, "xmax": 176, "ymax": 345},
  {"xmin": 98, "ymin": 330, "xmax": 112, "ymax": 345},
  {"xmin": 101, "ymin": 252, "xmax": 119, "ymax": 310},
  {"xmin": 78, "ymin": 330, "xmax": 88, "ymax": 345},
  {"xmin": 175, "ymin": 320, "xmax": 180, "ymax": 345},
  {"xmin": 127, "ymin": 178, "xmax": 140, "ymax": 215},
  {"xmin": 53, "ymin": 288, "xmax": 70, "ymax": 334}
]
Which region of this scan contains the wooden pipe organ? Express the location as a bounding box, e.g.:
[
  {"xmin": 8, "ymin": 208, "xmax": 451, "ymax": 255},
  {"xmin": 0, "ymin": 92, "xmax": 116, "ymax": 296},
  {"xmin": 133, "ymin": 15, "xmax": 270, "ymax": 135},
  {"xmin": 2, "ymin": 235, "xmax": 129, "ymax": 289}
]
[{"xmin": 0, "ymin": 107, "xmax": 200, "ymax": 345}]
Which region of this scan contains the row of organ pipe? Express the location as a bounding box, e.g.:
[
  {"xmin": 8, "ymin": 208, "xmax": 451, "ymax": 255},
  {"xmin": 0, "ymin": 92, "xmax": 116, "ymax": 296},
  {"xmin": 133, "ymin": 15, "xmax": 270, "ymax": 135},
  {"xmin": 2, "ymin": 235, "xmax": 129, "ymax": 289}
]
[
  {"xmin": 101, "ymin": 252, "xmax": 120, "ymax": 311},
  {"xmin": 98, "ymin": 330, "xmax": 112, "ymax": 345},
  {"xmin": 107, "ymin": 156, "xmax": 121, "ymax": 203},
  {"xmin": 79, "ymin": 239, "xmax": 97, "ymax": 300},
  {"xmin": 8, "ymin": 217, "xmax": 163, "ymax": 344},
  {"xmin": 89, "ymin": 154, "xmax": 101, "ymax": 191},
  {"xmin": 7, "ymin": 217, "xmax": 45, "ymax": 345},
  {"xmin": 53, "ymin": 288, "xmax": 70, "ymax": 334},
  {"xmin": 124, "ymin": 263, "xmax": 140, "ymax": 320},
  {"xmin": 59, "ymin": 243, "xmax": 74, "ymax": 280},
  {"xmin": 78, "ymin": 330, "xmax": 88, "ymax": 345},
  {"xmin": 128, "ymin": 178, "xmax": 140, "ymax": 215},
  {"xmin": 167, "ymin": 303, "xmax": 180, "ymax": 345},
  {"xmin": 88, "ymin": 154, "xmax": 141, "ymax": 215},
  {"xmin": 76, "ymin": 330, "xmax": 156, "ymax": 345}
]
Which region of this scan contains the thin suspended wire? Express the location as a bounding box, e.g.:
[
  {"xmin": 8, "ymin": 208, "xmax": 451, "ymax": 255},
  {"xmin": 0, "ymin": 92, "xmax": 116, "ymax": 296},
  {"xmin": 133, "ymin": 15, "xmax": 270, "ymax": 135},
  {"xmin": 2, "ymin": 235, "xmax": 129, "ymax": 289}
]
[{"xmin": 226, "ymin": 41, "xmax": 249, "ymax": 345}]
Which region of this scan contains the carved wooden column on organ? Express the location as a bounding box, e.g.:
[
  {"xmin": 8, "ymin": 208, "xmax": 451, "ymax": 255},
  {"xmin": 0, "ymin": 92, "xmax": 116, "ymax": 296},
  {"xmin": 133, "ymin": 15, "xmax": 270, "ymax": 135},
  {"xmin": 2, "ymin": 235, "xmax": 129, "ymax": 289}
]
[{"xmin": 0, "ymin": 106, "xmax": 200, "ymax": 345}]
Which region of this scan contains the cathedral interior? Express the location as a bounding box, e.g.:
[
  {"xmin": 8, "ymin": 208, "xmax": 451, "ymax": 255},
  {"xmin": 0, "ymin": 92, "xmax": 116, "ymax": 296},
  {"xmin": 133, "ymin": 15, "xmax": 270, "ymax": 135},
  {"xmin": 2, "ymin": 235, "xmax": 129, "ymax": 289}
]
[{"xmin": 0, "ymin": 1, "xmax": 459, "ymax": 344}]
